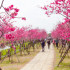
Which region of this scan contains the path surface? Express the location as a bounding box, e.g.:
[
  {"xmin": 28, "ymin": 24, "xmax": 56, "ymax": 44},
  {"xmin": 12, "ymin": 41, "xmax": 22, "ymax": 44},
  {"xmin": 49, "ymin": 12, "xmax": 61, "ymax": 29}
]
[{"xmin": 20, "ymin": 43, "xmax": 55, "ymax": 70}]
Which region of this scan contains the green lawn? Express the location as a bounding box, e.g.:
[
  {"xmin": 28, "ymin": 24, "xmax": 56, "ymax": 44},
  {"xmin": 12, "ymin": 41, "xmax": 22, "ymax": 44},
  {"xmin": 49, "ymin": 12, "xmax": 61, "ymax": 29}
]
[{"xmin": 54, "ymin": 46, "xmax": 70, "ymax": 70}]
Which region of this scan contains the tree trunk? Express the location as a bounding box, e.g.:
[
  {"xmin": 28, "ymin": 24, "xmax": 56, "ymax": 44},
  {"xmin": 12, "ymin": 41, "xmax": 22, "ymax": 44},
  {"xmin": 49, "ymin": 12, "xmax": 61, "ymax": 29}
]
[{"xmin": 57, "ymin": 44, "xmax": 70, "ymax": 67}]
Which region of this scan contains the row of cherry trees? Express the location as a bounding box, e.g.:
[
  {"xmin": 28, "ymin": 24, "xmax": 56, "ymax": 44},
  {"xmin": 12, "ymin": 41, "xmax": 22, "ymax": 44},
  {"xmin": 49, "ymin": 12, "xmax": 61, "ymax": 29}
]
[
  {"xmin": 51, "ymin": 21, "xmax": 70, "ymax": 66},
  {"xmin": 41, "ymin": 0, "xmax": 70, "ymax": 67},
  {"xmin": 0, "ymin": 1, "xmax": 47, "ymax": 65},
  {"xmin": 4, "ymin": 26, "xmax": 47, "ymax": 43}
]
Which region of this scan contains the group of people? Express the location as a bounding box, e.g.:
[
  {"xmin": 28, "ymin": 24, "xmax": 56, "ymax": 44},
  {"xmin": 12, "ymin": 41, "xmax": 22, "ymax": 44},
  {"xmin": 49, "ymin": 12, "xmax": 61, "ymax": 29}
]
[
  {"xmin": 53, "ymin": 39, "xmax": 67, "ymax": 49},
  {"xmin": 41, "ymin": 38, "xmax": 60, "ymax": 52},
  {"xmin": 41, "ymin": 39, "xmax": 51, "ymax": 52}
]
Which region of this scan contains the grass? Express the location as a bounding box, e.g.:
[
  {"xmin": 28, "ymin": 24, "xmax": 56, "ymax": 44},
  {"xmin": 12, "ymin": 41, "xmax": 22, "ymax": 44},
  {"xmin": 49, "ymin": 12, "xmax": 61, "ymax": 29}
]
[
  {"xmin": 0, "ymin": 44, "xmax": 41, "ymax": 70},
  {"xmin": 54, "ymin": 46, "xmax": 70, "ymax": 70},
  {"xmin": 0, "ymin": 42, "xmax": 30, "ymax": 60}
]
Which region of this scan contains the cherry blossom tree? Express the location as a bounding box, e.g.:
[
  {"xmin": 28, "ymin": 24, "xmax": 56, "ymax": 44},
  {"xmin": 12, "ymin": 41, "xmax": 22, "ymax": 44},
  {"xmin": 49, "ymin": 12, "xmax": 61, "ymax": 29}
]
[
  {"xmin": 41, "ymin": 0, "xmax": 70, "ymax": 41},
  {"xmin": 0, "ymin": 0, "xmax": 26, "ymax": 38}
]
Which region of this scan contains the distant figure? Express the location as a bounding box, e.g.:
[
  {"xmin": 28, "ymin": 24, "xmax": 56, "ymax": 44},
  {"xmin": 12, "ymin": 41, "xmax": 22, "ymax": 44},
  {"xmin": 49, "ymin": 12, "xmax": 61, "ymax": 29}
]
[
  {"xmin": 41, "ymin": 40, "xmax": 45, "ymax": 52},
  {"xmin": 47, "ymin": 40, "xmax": 50, "ymax": 49},
  {"xmin": 53, "ymin": 39, "xmax": 55, "ymax": 45},
  {"xmin": 55, "ymin": 38, "xmax": 59, "ymax": 49}
]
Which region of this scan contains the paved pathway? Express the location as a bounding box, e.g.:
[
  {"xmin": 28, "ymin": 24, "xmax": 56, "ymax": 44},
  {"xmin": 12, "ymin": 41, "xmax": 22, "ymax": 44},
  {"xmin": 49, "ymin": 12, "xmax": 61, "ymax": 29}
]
[{"xmin": 20, "ymin": 43, "xmax": 55, "ymax": 70}]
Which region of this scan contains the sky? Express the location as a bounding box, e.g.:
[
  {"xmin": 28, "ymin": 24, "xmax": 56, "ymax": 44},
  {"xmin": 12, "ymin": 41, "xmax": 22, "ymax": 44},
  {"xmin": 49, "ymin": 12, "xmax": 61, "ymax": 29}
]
[{"xmin": 0, "ymin": 0, "xmax": 64, "ymax": 33}]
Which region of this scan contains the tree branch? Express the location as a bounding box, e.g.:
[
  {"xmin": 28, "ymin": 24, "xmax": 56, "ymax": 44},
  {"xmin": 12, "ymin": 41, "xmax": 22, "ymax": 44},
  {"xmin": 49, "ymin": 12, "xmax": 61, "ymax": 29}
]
[{"xmin": 0, "ymin": 0, "xmax": 4, "ymax": 9}]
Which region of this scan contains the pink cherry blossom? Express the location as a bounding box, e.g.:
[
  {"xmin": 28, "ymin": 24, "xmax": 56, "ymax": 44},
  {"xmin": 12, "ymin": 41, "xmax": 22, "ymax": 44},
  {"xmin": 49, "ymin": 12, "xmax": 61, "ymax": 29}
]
[{"xmin": 22, "ymin": 17, "xmax": 26, "ymax": 20}]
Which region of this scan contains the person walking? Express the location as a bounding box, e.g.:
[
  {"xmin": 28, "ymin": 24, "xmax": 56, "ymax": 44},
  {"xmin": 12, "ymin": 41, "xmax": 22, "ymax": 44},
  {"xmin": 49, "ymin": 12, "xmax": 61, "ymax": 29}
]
[
  {"xmin": 55, "ymin": 38, "xmax": 59, "ymax": 49},
  {"xmin": 53, "ymin": 39, "xmax": 55, "ymax": 46},
  {"xmin": 47, "ymin": 40, "xmax": 50, "ymax": 49},
  {"xmin": 41, "ymin": 40, "xmax": 45, "ymax": 52}
]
